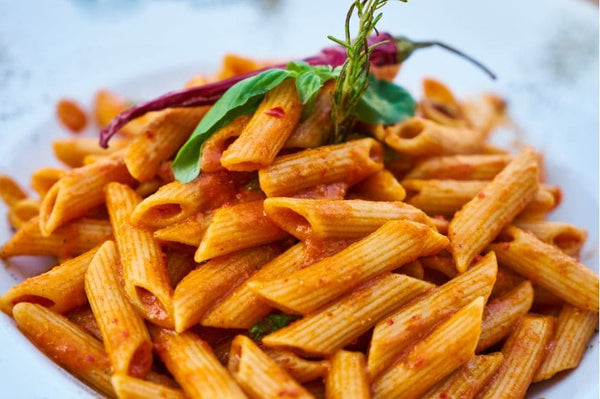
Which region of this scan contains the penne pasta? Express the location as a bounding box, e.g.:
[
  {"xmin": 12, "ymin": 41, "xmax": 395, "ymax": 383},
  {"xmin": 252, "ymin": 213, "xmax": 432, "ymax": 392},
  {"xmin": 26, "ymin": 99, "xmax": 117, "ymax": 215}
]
[
  {"xmin": 372, "ymin": 297, "xmax": 485, "ymax": 399},
  {"xmin": 477, "ymin": 280, "xmax": 534, "ymax": 352},
  {"xmin": 404, "ymin": 154, "xmax": 513, "ymax": 181},
  {"xmin": 348, "ymin": 169, "xmax": 406, "ymax": 201},
  {"xmin": 105, "ymin": 182, "xmax": 174, "ymax": 328},
  {"xmin": 448, "ymin": 147, "xmax": 539, "ymax": 272},
  {"xmin": 194, "ymin": 200, "xmax": 288, "ymax": 263},
  {"xmin": 325, "ymin": 350, "xmax": 370, "ymax": 399},
  {"xmin": 130, "ymin": 172, "xmax": 238, "ymax": 230},
  {"xmin": 151, "ymin": 327, "xmax": 247, "ymax": 399},
  {"xmin": 39, "ymin": 155, "xmax": 136, "ymax": 236},
  {"xmin": 53, "ymin": 137, "xmax": 129, "ymax": 168},
  {"xmin": 125, "ymin": 107, "xmax": 209, "ymax": 182},
  {"xmin": 201, "ymin": 240, "xmax": 351, "ymax": 329},
  {"xmin": 258, "ymin": 138, "xmax": 383, "ymax": 197},
  {"xmin": 0, "ymin": 216, "xmax": 111, "ymax": 258},
  {"xmin": 368, "ymin": 252, "xmax": 497, "ymax": 379},
  {"xmin": 250, "ymin": 220, "xmax": 448, "ymax": 314},
  {"xmin": 12, "ymin": 303, "xmax": 115, "ymax": 397},
  {"xmin": 0, "ymin": 175, "xmax": 27, "ymax": 208},
  {"xmin": 513, "ymin": 219, "xmax": 587, "ymax": 258},
  {"xmin": 228, "ymin": 335, "xmax": 313, "ymax": 399},
  {"xmin": 422, "ymin": 353, "xmax": 504, "ymax": 399},
  {"xmin": 385, "ymin": 117, "xmax": 484, "ymax": 156},
  {"xmin": 174, "ymin": 245, "xmax": 281, "ymax": 332},
  {"xmin": 264, "ymin": 198, "xmax": 434, "ymax": 240},
  {"xmin": 489, "ymin": 226, "xmax": 599, "ymax": 311},
  {"xmin": 200, "ymin": 115, "xmax": 250, "ymax": 172},
  {"xmin": 0, "ymin": 246, "xmax": 100, "ymax": 315},
  {"xmin": 264, "ymin": 348, "xmax": 329, "ymax": 383},
  {"xmin": 533, "ymin": 305, "xmax": 599, "ymax": 382},
  {"xmin": 154, "ymin": 212, "xmax": 212, "ymax": 247},
  {"xmin": 284, "ymin": 81, "xmax": 334, "ymax": 149},
  {"xmin": 419, "ymin": 78, "xmax": 465, "ymax": 128},
  {"xmin": 221, "ymin": 79, "xmax": 303, "ymax": 171},
  {"xmin": 262, "ymin": 273, "xmax": 433, "ymax": 356},
  {"xmin": 84, "ymin": 240, "xmax": 153, "ymax": 378},
  {"xmin": 30, "ymin": 167, "xmax": 67, "ymax": 198},
  {"xmin": 478, "ymin": 314, "xmax": 555, "ymax": 399},
  {"xmin": 111, "ymin": 374, "xmax": 186, "ymax": 399}
]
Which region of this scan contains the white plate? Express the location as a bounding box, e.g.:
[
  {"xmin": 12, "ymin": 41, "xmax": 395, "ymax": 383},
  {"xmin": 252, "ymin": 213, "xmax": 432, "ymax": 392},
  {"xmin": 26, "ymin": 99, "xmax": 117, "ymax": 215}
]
[{"xmin": 0, "ymin": 0, "xmax": 597, "ymax": 398}]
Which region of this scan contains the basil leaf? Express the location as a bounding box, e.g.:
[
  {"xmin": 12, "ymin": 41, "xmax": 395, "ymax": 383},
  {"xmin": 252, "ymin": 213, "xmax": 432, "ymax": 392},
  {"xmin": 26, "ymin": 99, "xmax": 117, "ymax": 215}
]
[
  {"xmin": 352, "ymin": 75, "xmax": 416, "ymax": 125},
  {"xmin": 296, "ymin": 72, "xmax": 323, "ymax": 105},
  {"xmin": 286, "ymin": 60, "xmax": 312, "ymax": 76},
  {"xmin": 172, "ymin": 69, "xmax": 292, "ymax": 183}
]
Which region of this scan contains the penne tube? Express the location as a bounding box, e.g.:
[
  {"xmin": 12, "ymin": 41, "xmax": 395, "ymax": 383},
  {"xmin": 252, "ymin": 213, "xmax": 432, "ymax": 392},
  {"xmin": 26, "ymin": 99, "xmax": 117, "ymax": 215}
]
[
  {"xmin": 419, "ymin": 78, "xmax": 466, "ymax": 128},
  {"xmin": 262, "ymin": 273, "xmax": 433, "ymax": 356},
  {"xmin": 404, "ymin": 154, "xmax": 513, "ymax": 180},
  {"xmin": 200, "ymin": 115, "xmax": 250, "ymax": 172},
  {"xmin": 111, "ymin": 374, "xmax": 186, "ymax": 399},
  {"xmin": 461, "ymin": 93, "xmax": 506, "ymax": 136},
  {"xmin": 347, "ymin": 169, "xmax": 406, "ymax": 201},
  {"xmin": 264, "ymin": 198, "xmax": 434, "ymax": 240},
  {"xmin": 325, "ymin": 350, "xmax": 370, "ymax": 399},
  {"xmin": 85, "ymin": 241, "xmax": 153, "ymax": 378},
  {"xmin": 194, "ymin": 201, "xmax": 288, "ymax": 263},
  {"xmin": 7, "ymin": 199, "xmax": 39, "ymax": 230},
  {"xmin": 174, "ymin": 245, "xmax": 281, "ymax": 332},
  {"xmin": 284, "ymin": 81, "xmax": 334, "ymax": 149},
  {"xmin": 533, "ymin": 305, "xmax": 599, "ymax": 382},
  {"xmin": 478, "ymin": 314, "xmax": 555, "ymax": 399},
  {"xmin": 105, "ymin": 183, "xmax": 174, "ymax": 328},
  {"xmin": 130, "ymin": 172, "xmax": 237, "ymax": 230},
  {"xmin": 125, "ymin": 107, "xmax": 209, "ymax": 182},
  {"xmin": 221, "ymin": 79, "xmax": 303, "ymax": 171},
  {"xmin": 258, "ymin": 138, "xmax": 383, "ymax": 197},
  {"xmin": 401, "ymin": 260, "xmax": 425, "ymax": 279},
  {"xmin": 154, "ymin": 212, "xmax": 212, "ymax": 247},
  {"xmin": 30, "ymin": 167, "xmax": 67, "ymax": 198},
  {"xmin": 0, "ymin": 175, "xmax": 27, "ymax": 207},
  {"xmin": 490, "ymin": 226, "xmax": 599, "ymax": 311},
  {"xmin": 372, "ymin": 297, "xmax": 485, "ymax": 399},
  {"xmin": 448, "ymin": 147, "xmax": 539, "ymax": 272},
  {"xmin": 518, "ymin": 183, "xmax": 562, "ymax": 220},
  {"xmin": 39, "ymin": 155, "xmax": 136, "ymax": 236},
  {"xmin": 421, "ymin": 353, "xmax": 503, "ymax": 399},
  {"xmin": 0, "ymin": 216, "xmax": 111, "ymax": 258},
  {"xmin": 264, "ymin": 348, "xmax": 329, "ymax": 383},
  {"xmin": 384, "ymin": 117, "xmax": 484, "ymax": 157},
  {"xmin": 151, "ymin": 327, "xmax": 247, "ymax": 399},
  {"xmin": 12, "ymin": 303, "xmax": 115, "ymax": 397},
  {"xmin": 0, "ymin": 246, "xmax": 100, "ymax": 315},
  {"xmin": 53, "ymin": 137, "xmax": 129, "ymax": 168},
  {"xmin": 201, "ymin": 240, "xmax": 351, "ymax": 329},
  {"xmin": 403, "ymin": 179, "xmax": 489, "ymax": 217},
  {"xmin": 228, "ymin": 335, "xmax": 313, "ymax": 399},
  {"xmin": 514, "ymin": 219, "xmax": 587, "ymax": 258},
  {"xmin": 291, "ymin": 182, "xmax": 349, "ymax": 200},
  {"xmin": 250, "ymin": 220, "xmax": 448, "ymax": 314},
  {"xmin": 477, "ymin": 280, "xmax": 534, "ymax": 352},
  {"xmin": 368, "ymin": 252, "xmax": 497, "ymax": 379}
]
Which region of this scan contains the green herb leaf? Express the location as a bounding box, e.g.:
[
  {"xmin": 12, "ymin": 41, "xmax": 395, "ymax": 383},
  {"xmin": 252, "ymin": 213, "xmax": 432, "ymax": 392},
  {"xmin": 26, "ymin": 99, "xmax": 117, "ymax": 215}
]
[
  {"xmin": 352, "ymin": 74, "xmax": 416, "ymax": 124},
  {"xmin": 172, "ymin": 69, "xmax": 292, "ymax": 183},
  {"xmin": 286, "ymin": 60, "xmax": 313, "ymax": 76},
  {"xmin": 249, "ymin": 313, "xmax": 300, "ymax": 341}
]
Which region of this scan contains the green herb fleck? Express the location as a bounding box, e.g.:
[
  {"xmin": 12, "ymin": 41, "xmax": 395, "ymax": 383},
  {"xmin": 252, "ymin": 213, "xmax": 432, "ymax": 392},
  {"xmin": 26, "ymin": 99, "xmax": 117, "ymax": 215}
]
[{"xmin": 249, "ymin": 313, "xmax": 300, "ymax": 341}]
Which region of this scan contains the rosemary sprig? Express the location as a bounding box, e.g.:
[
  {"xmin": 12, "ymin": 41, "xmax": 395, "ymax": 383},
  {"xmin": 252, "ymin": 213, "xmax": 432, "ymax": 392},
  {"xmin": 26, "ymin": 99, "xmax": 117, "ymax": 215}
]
[{"xmin": 328, "ymin": 0, "xmax": 404, "ymax": 143}]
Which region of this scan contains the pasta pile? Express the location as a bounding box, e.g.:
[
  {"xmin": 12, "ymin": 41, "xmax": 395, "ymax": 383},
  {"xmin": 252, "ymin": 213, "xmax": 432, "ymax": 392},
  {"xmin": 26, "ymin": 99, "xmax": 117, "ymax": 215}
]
[{"xmin": 0, "ymin": 55, "xmax": 598, "ymax": 399}]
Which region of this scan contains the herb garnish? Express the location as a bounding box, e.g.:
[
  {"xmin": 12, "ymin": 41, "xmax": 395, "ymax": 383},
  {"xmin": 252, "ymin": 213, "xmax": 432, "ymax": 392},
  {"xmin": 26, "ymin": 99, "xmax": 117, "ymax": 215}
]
[{"xmin": 249, "ymin": 313, "xmax": 300, "ymax": 341}]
